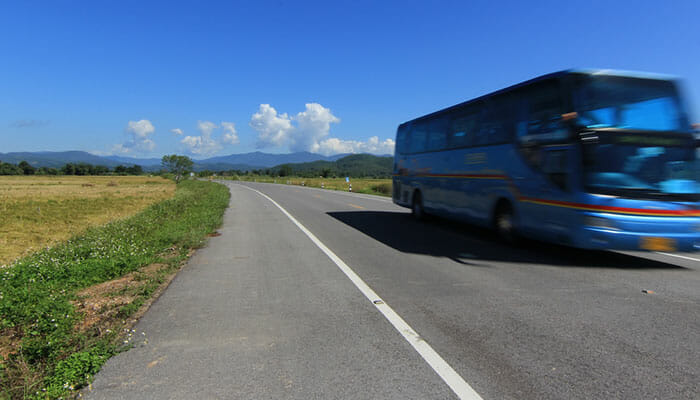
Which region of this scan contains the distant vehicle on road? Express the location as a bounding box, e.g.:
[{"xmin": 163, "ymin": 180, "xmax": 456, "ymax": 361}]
[{"xmin": 393, "ymin": 69, "xmax": 700, "ymax": 251}]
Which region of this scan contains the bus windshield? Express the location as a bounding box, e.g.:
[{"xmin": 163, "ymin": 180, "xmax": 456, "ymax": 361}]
[
  {"xmin": 573, "ymin": 75, "xmax": 688, "ymax": 132},
  {"xmin": 582, "ymin": 140, "xmax": 700, "ymax": 200}
]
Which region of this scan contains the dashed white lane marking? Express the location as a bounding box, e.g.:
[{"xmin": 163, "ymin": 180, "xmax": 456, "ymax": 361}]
[
  {"xmin": 655, "ymin": 252, "xmax": 700, "ymax": 263},
  {"xmin": 237, "ymin": 184, "xmax": 482, "ymax": 400}
]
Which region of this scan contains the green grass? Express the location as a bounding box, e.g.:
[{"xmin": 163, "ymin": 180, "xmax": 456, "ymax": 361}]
[{"xmin": 0, "ymin": 180, "xmax": 230, "ymax": 399}]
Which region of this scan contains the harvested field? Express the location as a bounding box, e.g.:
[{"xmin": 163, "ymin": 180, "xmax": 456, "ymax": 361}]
[{"xmin": 0, "ymin": 176, "xmax": 175, "ymax": 266}]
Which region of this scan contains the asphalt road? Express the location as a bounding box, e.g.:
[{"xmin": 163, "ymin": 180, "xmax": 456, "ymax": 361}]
[{"xmin": 86, "ymin": 181, "xmax": 700, "ymax": 399}]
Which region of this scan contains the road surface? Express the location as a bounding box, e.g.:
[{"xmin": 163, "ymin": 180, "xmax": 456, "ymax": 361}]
[{"xmin": 86, "ymin": 181, "xmax": 700, "ymax": 399}]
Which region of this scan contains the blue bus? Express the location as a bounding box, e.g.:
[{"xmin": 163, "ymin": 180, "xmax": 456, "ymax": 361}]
[{"xmin": 392, "ymin": 69, "xmax": 700, "ymax": 252}]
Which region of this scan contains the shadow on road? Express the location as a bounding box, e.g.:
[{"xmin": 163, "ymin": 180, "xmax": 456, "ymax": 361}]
[{"xmin": 327, "ymin": 211, "xmax": 686, "ymax": 270}]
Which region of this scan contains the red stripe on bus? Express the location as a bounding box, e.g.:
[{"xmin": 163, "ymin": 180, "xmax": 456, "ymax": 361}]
[
  {"xmin": 394, "ymin": 172, "xmax": 699, "ymax": 217},
  {"xmin": 518, "ymin": 197, "xmax": 700, "ymax": 217}
]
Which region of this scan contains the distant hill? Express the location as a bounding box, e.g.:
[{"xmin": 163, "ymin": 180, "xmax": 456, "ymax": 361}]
[
  {"xmin": 104, "ymin": 155, "xmax": 161, "ymax": 166},
  {"xmin": 272, "ymin": 154, "xmax": 393, "ymax": 178},
  {"xmin": 0, "ymin": 150, "xmax": 386, "ymax": 173},
  {"xmin": 0, "ymin": 151, "xmax": 128, "ymax": 169},
  {"xmin": 200, "ymin": 151, "xmax": 347, "ymax": 169}
]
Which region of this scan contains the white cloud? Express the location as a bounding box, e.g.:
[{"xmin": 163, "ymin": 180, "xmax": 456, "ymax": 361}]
[
  {"xmin": 127, "ymin": 120, "xmax": 155, "ymax": 138},
  {"xmin": 180, "ymin": 120, "xmax": 222, "ymax": 156},
  {"xmin": 250, "ymin": 104, "xmax": 294, "ymax": 148},
  {"xmin": 314, "ymin": 136, "xmax": 395, "ymax": 156},
  {"xmin": 250, "ymin": 102, "xmax": 393, "ymax": 156},
  {"xmin": 171, "ymin": 128, "xmax": 184, "ymax": 135},
  {"xmin": 114, "ymin": 119, "xmax": 156, "ymax": 154},
  {"xmin": 221, "ymin": 121, "xmax": 239, "ymax": 145},
  {"xmin": 290, "ymin": 103, "xmax": 340, "ymax": 152},
  {"xmin": 250, "ymin": 102, "xmax": 340, "ymax": 151}
]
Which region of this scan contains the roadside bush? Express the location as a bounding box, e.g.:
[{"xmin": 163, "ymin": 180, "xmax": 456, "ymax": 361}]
[{"xmin": 371, "ymin": 182, "xmax": 392, "ymax": 195}]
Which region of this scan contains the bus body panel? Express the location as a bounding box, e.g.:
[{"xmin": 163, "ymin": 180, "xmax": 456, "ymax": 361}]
[{"xmin": 393, "ymin": 69, "xmax": 700, "ymax": 252}]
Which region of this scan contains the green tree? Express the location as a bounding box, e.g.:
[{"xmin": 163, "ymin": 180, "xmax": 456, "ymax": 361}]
[
  {"xmin": 18, "ymin": 160, "xmax": 36, "ymax": 175},
  {"xmin": 278, "ymin": 164, "xmax": 293, "ymax": 177},
  {"xmin": 0, "ymin": 162, "xmax": 22, "ymax": 175},
  {"xmin": 93, "ymin": 165, "xmax": 110, "ymax": 175},
  {"xmin": 125, "ymin": 165, "xmax": 143, "ymax": 175},
  {"xmin": 161, "ymin": 154, "xmax": 194, "ymax": 184},
  {"xmin": 61, "ymin": 163, "xmax": 76, "ymax": 175}
]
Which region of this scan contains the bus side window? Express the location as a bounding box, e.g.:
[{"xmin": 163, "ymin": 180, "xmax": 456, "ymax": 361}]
[
  {"xmin": 396, "ymin": 125, "xmax": 410, "ymax": 155},
  {"xmin": 426, "ymin": 117, "xmax": 449, "ymax": 152},
  {"xmin": 478, "ymin": 95, "xmax": 512, "ymax": 145},
  {"xmin": 409, "ymin": 122, "xmax": 428, "ymax": 153},
  {"xmin": 449, "ymin": 109, "xmax": 479, "ymax": 148},
  {"xmin": 514, "ymin": 79, "xmax": 563, "ymax": 138}
]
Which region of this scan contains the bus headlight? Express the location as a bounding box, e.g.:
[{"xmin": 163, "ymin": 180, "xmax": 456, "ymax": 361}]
[{"xmin": 585, "ymin": 216, "xmax": 619, "ymax": 231}]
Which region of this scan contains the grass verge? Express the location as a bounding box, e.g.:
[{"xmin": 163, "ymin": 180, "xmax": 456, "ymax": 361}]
[{"xmin": 0, "ymin": 180, "xmax": 230, "ymax": 399}]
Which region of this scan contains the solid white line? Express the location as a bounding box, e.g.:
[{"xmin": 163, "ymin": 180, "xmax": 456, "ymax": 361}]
[
  {"xmin": 655, "ymin": 252, "xmax": 700, "ymax": 262},
  {"xmin": 236, "ymin": 183, "xmax": 482, "ymax": 400}
]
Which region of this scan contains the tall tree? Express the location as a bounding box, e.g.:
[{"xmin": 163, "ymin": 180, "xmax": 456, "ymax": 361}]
[
  {"xmin": 18, "ymin": 160, "xmax": 35, "ymax": 175},
  {"xmin": 161, "ymin": 154, "xmax": 193, "ymax": 184}
]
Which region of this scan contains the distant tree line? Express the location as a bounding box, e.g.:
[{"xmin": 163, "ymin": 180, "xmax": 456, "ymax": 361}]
[{"xmin": 0, "ymin": 160, "xmax": 144, "ymax": 176}]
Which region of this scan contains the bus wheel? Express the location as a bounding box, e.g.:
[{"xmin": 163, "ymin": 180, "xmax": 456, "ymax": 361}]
[
  {"xmin": 494, "ymin": 203, "xmax": 515, "ymax": 243},
  {"xmin": 412, "ymin": 191, "xmax": 425, "ymax": 221}
]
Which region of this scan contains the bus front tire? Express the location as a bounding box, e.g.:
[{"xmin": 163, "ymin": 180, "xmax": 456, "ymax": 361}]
[
  {"xmin": 412, "ymin": 191, "xmax": 425, "ymax": 221},
  {"xmin": 494, "ymin": 203, "xmax": 516, "ymax": 243}
]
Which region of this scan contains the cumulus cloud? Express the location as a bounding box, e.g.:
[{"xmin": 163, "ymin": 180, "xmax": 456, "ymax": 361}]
[
  {"xmin": 250, "ymin": 104, "xmax": 294, "ymax": 148},
  {"xmin": 290, "ymin": 103, "xmax": 340, "ymax": 152},
  {"xmin": 114, "ymin": 119, "xmax": 156, "ymax": 154},
  {"xmin": 314, "ymin": 136, "xmax": 395, "ymax": 156},
  {"xmin": 250, "ymin": 103, "xmax": 340, "ymax": 151},
  {"xmin": 180, "ymin": 120, "xmax": 223, "ymax": 156},
  {"xmin": 171, "ymin": 128, "xmax": 184, "ymax": 135},
  {"xmin": 250, "ymin": 102, "xmax": 393, "ymax": 156},
  {"xmin": 221, "ymin": 121, "xmax": 239, "ymax": 145}
]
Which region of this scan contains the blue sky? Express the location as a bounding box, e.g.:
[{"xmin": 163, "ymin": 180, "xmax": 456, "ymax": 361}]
[{"xmin": 1, "ymin": 0, "xmax": 699, "ymax": 159}]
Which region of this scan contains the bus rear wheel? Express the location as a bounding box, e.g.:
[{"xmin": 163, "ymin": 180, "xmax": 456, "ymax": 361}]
[
  {"xmin": 412, "ymin": 191, "xmax": 425, "ymax": 221},
  {"xmin": 494, "ymin": 203, "xmax": 515, "ymax": 243}
]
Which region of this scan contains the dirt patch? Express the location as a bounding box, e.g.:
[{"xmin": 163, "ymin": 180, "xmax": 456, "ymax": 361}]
[
  {"xmin": 0, "ymin": 248, "xmax": 194, "ymax": 363},
  {"xmin": 0, "ymin": 327, "xmax": 21, "ymax": 360},
  {"xmin": 74, "ymin": 249, "xmax": 195, "ymax": 338}
]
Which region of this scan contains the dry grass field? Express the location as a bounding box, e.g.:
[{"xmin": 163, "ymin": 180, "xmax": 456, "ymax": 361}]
[{"xmin": 0, "ymin": 176, "xmax": 175, "ymax": 266}]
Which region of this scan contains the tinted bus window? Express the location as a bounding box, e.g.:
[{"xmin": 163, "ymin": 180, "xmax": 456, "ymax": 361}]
[
  {"xmin": 409, "ymin": 122, "xmax": 428, "ymax": 153},
  {"xmin": 514, "ymin": 79, "xmax": 563, "ymax": 138},
  {"xmin": 396, "ymin": 124, "xmax": 410, "ymax": 155},
  {"xmin": 449, "ymin": 105, "xmax": 480, "ymax": 148},
  {"xmin": 426, "ymin": 117, "xmax": 449, "ymax": 151},
  {"xmin": 479, "ymin": 95, "xmax": 513, "ymax": 145}
]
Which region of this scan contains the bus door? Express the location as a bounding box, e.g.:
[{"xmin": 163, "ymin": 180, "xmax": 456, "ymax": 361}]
[{"xmin": 517, "ymin": 143, "xmax": 575, "ymax": 244}]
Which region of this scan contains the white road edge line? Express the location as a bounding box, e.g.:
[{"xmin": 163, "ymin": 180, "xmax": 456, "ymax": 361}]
[
  {"xmin": 655, "ymin": 252, "xmax": 700, "ymax": 262},
  {"xmin": 237, "ymin": 183, "xmax": 483, "ymax": 400}
]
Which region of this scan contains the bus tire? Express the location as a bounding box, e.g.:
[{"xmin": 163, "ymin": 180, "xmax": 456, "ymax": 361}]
[
  {"xmin": 494, "ymin": 201, "xmax": 516, "ymax": 243},
  {"xmin": 412, "ymin": 191, "xmax": 426, "ymax": 221}
]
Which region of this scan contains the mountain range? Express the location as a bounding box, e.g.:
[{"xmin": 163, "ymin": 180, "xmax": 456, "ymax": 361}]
[{"xmin": 0, "ymin": 151, "xmax": 390, "ymax": 172}]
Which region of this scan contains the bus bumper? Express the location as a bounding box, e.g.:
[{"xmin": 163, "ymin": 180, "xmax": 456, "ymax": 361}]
[{"xmin": 576, "ymin": 224, "xmax": 700, "ymax": 252}]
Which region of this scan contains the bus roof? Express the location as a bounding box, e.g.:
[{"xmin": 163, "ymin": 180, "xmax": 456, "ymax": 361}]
[{"xmin": 399, "ymin": 69, "xmax": 679, "ymax": 128}]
